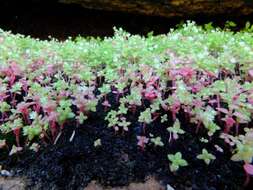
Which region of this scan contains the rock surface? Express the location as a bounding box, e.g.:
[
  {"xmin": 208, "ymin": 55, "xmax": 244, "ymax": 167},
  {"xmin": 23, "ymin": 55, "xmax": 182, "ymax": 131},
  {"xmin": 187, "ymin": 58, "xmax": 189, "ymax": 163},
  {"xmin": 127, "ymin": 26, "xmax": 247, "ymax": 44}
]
[
  {"xmin": 59, "ymin": 0, "xmax": 253, "ymax": 18},
  {"xmin": 0, "ymin": 177, "xmax": 25, "ymax": 190},
  {"xmin": 85, "ymin": 177, "xmax": 167, "ymax": 190}
]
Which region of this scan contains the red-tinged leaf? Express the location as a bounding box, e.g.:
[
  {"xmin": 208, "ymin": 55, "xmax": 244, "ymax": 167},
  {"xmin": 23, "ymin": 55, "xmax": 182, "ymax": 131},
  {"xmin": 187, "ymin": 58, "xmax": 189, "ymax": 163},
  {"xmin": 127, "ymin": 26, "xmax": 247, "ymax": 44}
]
[
  {"xmin": 145, "ymin": 91, "xmax": 157, "ymax": 101},
  {"xmin": 13, "ymin": 128, "xmax": 20, "ymax": 137},
  {"xmin": 208, "ymin": 99, "xmax": 217, "ymax": 104},
  {"xmin": 216, "ymin": 108, "xmax": 229, "ymax": 114},
  {"xmin": 248, "ymin": 97, "xmax": 253, "ymax": 105},
  {"xmin": 102, "ymin": 100, "xmax": 111, "ymax": 107},
  {"xmin": 205, "ymin": 70, "xmax": 216, "ymax": 77},
  {"xmin": 225, "ymin": 117, "xmax": 235, "ymax": 128},
  {"xmin": 233, "ymin": 112, "xmax": 249, "ymax": 121},
  {"xmin": 248, "ymin": 69, "xmax": 253, "ymax": 77},
  {"xmin": 244, "ymin": 164, "xmax": 253, "ymax": 176},
  {"xmin": 178, "ymin": 67, "xmax": 195, "ymax": 78}
]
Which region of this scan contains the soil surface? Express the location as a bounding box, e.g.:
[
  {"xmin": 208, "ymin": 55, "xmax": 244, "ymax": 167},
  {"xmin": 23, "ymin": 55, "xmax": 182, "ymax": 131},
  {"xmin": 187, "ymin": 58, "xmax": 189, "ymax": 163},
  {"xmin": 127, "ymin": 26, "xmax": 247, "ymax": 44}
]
[
  {"xmin": 0, "ymin": 177, "xmax": 25, "ymax": 190},
  {"xmin": 0, "ymin": 95, "xmax": 252, "ymax": 190},
  {"xmin": 84, "ymin": 177, "xmax": 165, "ymax": 190}
]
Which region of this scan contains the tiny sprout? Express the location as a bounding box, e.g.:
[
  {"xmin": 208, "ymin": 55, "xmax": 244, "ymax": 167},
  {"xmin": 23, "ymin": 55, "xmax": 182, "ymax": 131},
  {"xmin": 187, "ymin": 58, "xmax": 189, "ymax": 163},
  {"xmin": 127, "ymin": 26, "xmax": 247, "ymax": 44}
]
[
  {"xmin": 138, "ymin": 108, "xmax": 152, "ymax": 124},
  {"xmin": 197, "ymin": 149, "xmax": 216, "ymax": 165},
  {"xmin": 0, "ymin": 101, "xmax": 10, "ymax": 113},
  {"xmin": 137, "ymin": 136, "xmax": 149, "ymax": 150},
  {"xmin": 200, "ymin": 137, "xmax": 208, "ymax": 143},
  {"xmin": 76, "ymin": 112, "xmax": 88, "ymax": 125},
  {"xmin": 167, "ymin": 152, "xmax": 188, "ymax": 172},
  {"xmin": 151, "ymin": 136, "xmax": 164, "ymax": 147},
  {"xmin": 167, "ymin": 119, "xmax": 185, "ymax": 142},
  {"xmin": 98, "ymin": 84, "xmax": 111, "ymax": 95},
  {"xmin": 0, "ymin": 139, "xmax": 6, "ymax": 149},
  {"xmin": 214, "ymin": 144, "xmax": 224, "ymax": 152},
  {"xmin": 118, "ymin": 117, "xmax": 131, "ymax": 131},
  {"xmin": 30, "ymin": 143, "xmax": 40, "ymax": 152},
  {"xmin": 118, "ymin": 103, "xmax": 128, "ymax": 115},
  {"xmin": 9, "ymin": 145, "xmax": 22, "ymax": 156},
  {"xmin": 161, "ymin": 114, "xmax": 168, "ymax": 123},
  {"xmin": 94, "ymin": 139, "xmax": 102, "ymax": 147}
]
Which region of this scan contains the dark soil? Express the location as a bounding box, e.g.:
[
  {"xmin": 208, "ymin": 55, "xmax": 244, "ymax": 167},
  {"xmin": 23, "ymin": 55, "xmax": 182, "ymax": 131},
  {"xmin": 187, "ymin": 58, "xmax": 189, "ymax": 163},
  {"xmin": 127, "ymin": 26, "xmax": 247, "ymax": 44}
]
[{"xmin": 0, "ymin": 93, "xmax": 251, "ymax": 190}]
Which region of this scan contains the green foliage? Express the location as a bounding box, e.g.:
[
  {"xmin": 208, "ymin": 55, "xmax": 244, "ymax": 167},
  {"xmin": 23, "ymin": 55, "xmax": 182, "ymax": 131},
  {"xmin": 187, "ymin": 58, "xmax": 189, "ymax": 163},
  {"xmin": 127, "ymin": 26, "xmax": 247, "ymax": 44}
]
[
  {"xmin": 167, "ymin": 152, "xmax": 188, "ymax": 172},
  {"xmin": 197, "ymin": 149, "xmax": 216, "ymax": 165},
  {"xmin": 0, "ymin": 101, "xmax": 11, "ymax": 113},
  {"xmin": 150, "ymin": 136, "xmax": 164, "ymax": 147},
  {"xmin": 57, "ymin": 100, "xmax": 75, "ymax": 125},
  {"xmin": 229, "ymin": 128, "xmax": 253, "ymax": 163},
  {"xmin": 167, "ymin": 119, "xmax": 185, "ymax": 141},
  {"xmin": 1, "ymin": 21, "xmax": 253, "ymax": 174},
  {"xmin": 138, "ymin": 108, "xmax": 152, "ymax": 124}
]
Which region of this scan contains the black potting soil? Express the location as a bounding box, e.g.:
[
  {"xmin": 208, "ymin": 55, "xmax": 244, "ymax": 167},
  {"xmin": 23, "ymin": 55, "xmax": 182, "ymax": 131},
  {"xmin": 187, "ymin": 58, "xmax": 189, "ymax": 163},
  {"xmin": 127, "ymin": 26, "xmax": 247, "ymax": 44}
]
[{"xmin": 0, "ymin": 95, "xmax": 251, "ymax": 190}]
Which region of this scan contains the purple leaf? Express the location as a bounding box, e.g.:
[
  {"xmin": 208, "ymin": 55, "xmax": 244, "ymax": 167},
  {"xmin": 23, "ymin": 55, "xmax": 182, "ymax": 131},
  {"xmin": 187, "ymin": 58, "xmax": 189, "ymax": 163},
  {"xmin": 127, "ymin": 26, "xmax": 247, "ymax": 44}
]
[{"xmin": 244, "ymin": 164, "xmax": 253, "ymax": 176}]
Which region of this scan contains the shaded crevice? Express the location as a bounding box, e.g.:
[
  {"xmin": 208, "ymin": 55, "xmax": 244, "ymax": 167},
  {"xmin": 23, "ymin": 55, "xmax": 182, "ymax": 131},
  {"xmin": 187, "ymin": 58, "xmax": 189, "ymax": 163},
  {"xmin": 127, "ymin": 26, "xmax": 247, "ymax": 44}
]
[{"xmin": 0, "ymin": 0, "xmax": 253, "ymax": 40}]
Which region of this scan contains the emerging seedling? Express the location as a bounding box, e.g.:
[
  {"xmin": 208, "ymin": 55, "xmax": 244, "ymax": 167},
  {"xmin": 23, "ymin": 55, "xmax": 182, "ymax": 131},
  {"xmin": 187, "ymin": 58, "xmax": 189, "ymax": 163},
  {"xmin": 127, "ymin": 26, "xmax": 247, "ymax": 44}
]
[
  {"xmin": 137, "ymin": 136, "xmax": 149, "ymax": 151},
  {"xmin": 94, "ymin": 139, "xmax": 102, "ymax": 147},
  {"xmin": 197, "ymin": 148, "xmax": 216, "ymax": 165},
  {"xmin": 167, "ymin": 119, "xmax": 185, "ymax": 142},
  {"xmin": 167, "ymin": 152, "xmax": 188, "ymax": 172},
  {"xmin": 150, "ymin": 136, "xmax": 164, "ymax": 147}
]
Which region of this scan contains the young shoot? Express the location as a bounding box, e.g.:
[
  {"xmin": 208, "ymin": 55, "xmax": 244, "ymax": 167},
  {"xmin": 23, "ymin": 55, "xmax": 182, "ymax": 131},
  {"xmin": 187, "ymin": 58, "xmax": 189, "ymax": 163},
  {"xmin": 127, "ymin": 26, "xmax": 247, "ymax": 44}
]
[
  {"xmin": 161, "ymin": 114, "xmax": 168, "ymax": 123},
  {"xmin": 94, "ymin": 139, "xmax": 102, "ymax": 147},
  {"xmin": 76, "ymin": 112, "xmax": 88, "ymax": 125},
  {"xmin": 167, "ymin": 119, "xmax": 185, "ymax": 142},
  {"xmin": 150, "ymin": 136, "xmax": 164, "ymax": 147},
  {"xmin": 197, "ymin": 149, "xmax": 216, "ymax": 165},
  {"xmin": 138, "ymin": 108, "xmax": 152, "ymax": 124},
  {"xmin": 167, "ymin": 152, "xmax": 188, "ymax": 172}
]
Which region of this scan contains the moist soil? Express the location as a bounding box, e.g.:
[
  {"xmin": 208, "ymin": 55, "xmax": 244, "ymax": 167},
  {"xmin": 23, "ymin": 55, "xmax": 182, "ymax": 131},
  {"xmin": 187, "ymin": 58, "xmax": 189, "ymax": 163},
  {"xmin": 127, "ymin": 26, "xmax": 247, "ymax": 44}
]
[{"xmin": 0, "ymin": 92, "xmax": 252, "ymax": 190}]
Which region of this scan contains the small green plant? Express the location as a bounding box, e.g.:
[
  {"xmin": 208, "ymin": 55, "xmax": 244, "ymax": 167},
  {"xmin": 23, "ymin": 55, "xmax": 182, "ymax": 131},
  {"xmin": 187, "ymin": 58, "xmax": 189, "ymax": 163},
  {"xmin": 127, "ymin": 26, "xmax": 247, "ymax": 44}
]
[
  {"xmin": 118, "ymin": 117, "xmax": 131, "ymax": 132},
  {"xmin": 230, "ymin": 128, "xmax": 253, "ymax": 163},
  {"xmin": 94, "ymin": 139, "xmax": 102, "ymax": 147},
  {"xmin": 167, "ymin": 119, "xmax": 185, "ymax": 142},
  {"xmin": 167, "ymin": 152, "xmax": 188, "ymax": 172},
  {"xmin": 160, "ymin": 114, "xmax": 168, "ymax": 123},
  {"xmin": 56, "ymin": 100, "xmax": 75, "ymax": 128},
  {"xmin": 197, "ymin": 149, "xmax": 216, "ymax": 165},
  {"xmin": 105, "ymin": 110, "xmax": 119, "ymax": 131},
  {"xmin": 138, "ymin": 108, "xmax": 152, "ymax": 124},
  {"xmin": 0, "ymin": 101, "xmax": 10, "ymax": 113},
  {"xmin": 76, "ymin": 112, "xmax": 88, "ymax": 125},
  {"xmin": 150, "ymin": 136, "xmax": 164, "ymax": 147}
]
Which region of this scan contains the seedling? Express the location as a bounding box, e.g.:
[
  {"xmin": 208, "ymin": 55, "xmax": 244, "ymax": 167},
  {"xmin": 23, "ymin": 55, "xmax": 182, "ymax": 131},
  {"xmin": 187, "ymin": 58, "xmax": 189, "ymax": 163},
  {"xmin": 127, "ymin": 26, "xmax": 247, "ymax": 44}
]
[
  {"xmin": 76, "ymin": 112, "xmax": 88, "ymax": 125},
  {"xmin": 29, "ymin": 143, "xmax": 40, "ymax": 152},
  {"xmin": 150, "ymin": 136, "xmax": 164, "ymax": 147},
  {"xmin": 118, "ymin": 117, "xmax": 131, "ymax": 132},
  {"xmin": 160, "ymin": 114, "xmax": 168, "ymax": 123},
  {"xmin": 0, "ymin": 101, "xmax": 10, "ymax": 121},
  {"xmin": 94, "ymin": 139, "xmax": 102, "ymax": 147},
  {"xmin": 138, "ymin": 108, "xmax": 152, "ymax": 132},
  {"xmin": 9, "ymin": 145, "xmax": 22, "ymax": 156},
  {"xmin": 167, "ymin": 119, "xmax": 185, "ymax": 142},
  {"xmin": 197, "ymin": 149, "xmax": 216, "ymax": 165},
  {"xmin": 137, "ymin": 136, "xmax": 149, "ymax": 151},
  {"xmin": 167, "ymin": 152, "xmax": 188, "ymax": 172},
  {"xmin": 56, "ymin": 100, "xmax": 75, "ymax": 129}
]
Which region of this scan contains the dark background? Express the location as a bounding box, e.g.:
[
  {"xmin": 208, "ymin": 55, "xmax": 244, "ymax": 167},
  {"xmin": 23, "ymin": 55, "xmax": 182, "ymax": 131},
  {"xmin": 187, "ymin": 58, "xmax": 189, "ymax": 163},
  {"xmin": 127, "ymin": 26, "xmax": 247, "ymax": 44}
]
[{"xmin": 0, "ymin": 0, "xmax": 253, "ymax": 40}]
